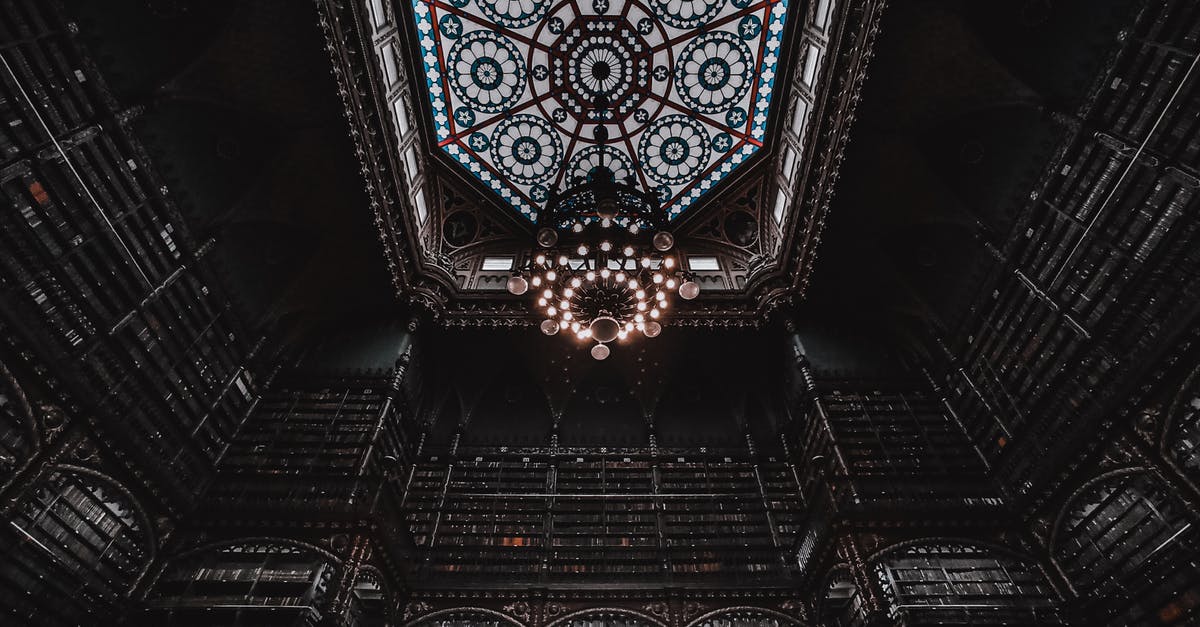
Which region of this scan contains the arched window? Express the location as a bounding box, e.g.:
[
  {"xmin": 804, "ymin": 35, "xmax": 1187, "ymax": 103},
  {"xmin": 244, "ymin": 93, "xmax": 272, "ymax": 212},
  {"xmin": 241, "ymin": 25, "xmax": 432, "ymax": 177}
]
[
  {"xmin": 873, "ymin": 541, "xmax": 1060, "ymax": 625},
  {"xmin": 146, "ymin": 540, "xmax": 336, "ymax": 625},
  {"xmin": 0, "ymin": 468, "xmax": 152, "ymax": 625},
  {"xmin": 412, "ymin": 609, "xmax": 523, "ymax": 626},
  {"xmin": 1054, "ymin": 470, "xmax": 1200, "ymax": 625}
]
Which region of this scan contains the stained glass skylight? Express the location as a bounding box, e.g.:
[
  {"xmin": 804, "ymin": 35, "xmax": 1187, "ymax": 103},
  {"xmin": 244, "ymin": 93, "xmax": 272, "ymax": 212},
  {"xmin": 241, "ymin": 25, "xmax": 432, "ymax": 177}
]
[{"xmin": 411, "ymin": 0, "xmax": 788, "ymax": 220}]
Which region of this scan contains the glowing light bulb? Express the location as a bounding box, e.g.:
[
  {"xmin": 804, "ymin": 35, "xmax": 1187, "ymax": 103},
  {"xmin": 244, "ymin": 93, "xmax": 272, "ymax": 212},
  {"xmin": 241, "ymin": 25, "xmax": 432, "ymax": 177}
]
[
  {"xmin": 600, "ymin": 268, "xmax": 610, "ymax": 279},
  {"xmin": 571, "ymin": 322, "xmax": 581, "ymax": 332},
  {"xmin": 617, "ymin": 331, "xmax": 628, "ymax": 340},
  {"xmin": 536, "ymin": 254, "xmax": 546, "ymax": 265},
  {"xmin": 546, "ymin": 270, "xmax": 557, "ymax": 281},
  {"xmin": 532, "ymin": 276, "xmax": 543, "ymax": 287},
  {"xmin": 653, "ymin": 274, "xmax": 663, "ymax": 284},
  {"xmin": 564, "ymin": 288, "xmax": 575, "ymax": 298},
  {"xmin": 625, "ymin": 323, "xmax": 634, "ymax": 332},
  {"xmin": 538, "ymin": 298, "xmax": 547, "ymax": 306},
  {"xmin": 628, "ymin": 279, "xmax": 638, "ymax": 289},
  {"xmin": 650, "ymin": 309, "xmax": 660, "ymax": 319},
  {"xmin": 543, "ymin": 289, "xmax": 553, "ymax": 299},
  {"xmin": 560, "ymin": 320, "xmax": 569, "ymax": 329},
  {"xmin": 600, "ymin": 241, "xmax": 613, "ymax": 252},
  {"xmin": 577, "ymin": 245, "xmax": 589, "ymax": 255},
  {"xmin": 666, "ymin": 279, "xmax": 676, "ymax": 289},
  {"xmin": 664, "ymin": 257, "xmax": 676, "ymax": 269},
  {"xmin": 623, "ymin": 246, "xmax": 634, "ymax": 257},
  {"xmin": 615, "ymin": 272, "xmax": 626, "ymax": 283},
  {"xmin": 635, "ymin": 290, "xmax": 645, "ymax": 299},
  {"xmin": 629, "ymin": 224, "xmax": 640, "ymax": 234},
  {"xmin": 640, "ymin": 257, "xmax": 652, "ymax": 268},
  {"xmin": 655, "ymin": 291, "xmax": 666, "ymax": 301},
  {"xmin": 601, "ymin": 218, "xmax": 612, "ymax": 228},
  {"xmin": 571, "ymin": 277, "xmax": 582, "ymax": 288},
  {"xmin": 547, "ymin": 307, "xmax": 557, "ymax": 316},
  {"xmin": 637, "ymin": 302, "xmax": 647, "ymax": 311},
  {"xmin": 586, "ymin": 271, "xmax": 596, "ymax": 281},
  {"xmin": 560, "ymin": 300, "xmax": 570, "ymax": 310},
  {"xmin": 573, "ymin": 222, "xmax": 584, "ymax": 233},
  {"xmin": 558, "ymin": 255, "xmax": 569, "ymax": 266},
  {"xmin": 563, "ymin": 312, "xmax": 573, "ymax": 321},
  {"xmin": 634, "ymin": 313, "xmax": 645, "ymax": 323}
]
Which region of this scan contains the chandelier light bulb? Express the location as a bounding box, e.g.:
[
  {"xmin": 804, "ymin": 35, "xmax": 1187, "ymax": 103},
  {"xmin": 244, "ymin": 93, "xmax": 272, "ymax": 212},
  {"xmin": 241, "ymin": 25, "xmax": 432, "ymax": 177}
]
[
  {"xmin": 635, "ymin": 289, "xmax": 645, "ymax": 299},
  {"xmin": 536, "ymin": 254, "xmax": 546, "ymax": 266},
  {"xmin": 628, "ymin": 279, "xmax": 638, "ymax": 289},
  {"xmin": 541, "ymin": 319, "xmax": 560, "ymax": 335},
  {"xmin": 666, "ymin": 279, "xmax": 676, "ymax": 289},
  {"xmin": 543, "ymin": 289, "xmax": 553, "ymax": 299},
  {"xmin": 532, "ymin": 275, "xmax": 542, "ymax": 287},
  {"xmin": 600, "ymin": 268, "xmax": 610, "ymax": 279},
  {"xmin": 618, "ymin": 331, "xmax": 628, "ymax": 340},
  {"xmin": 634, "ymin": 313, "xmax": 645, "ymax": 323},
  {"xmin": 655, "ymin": 291, "xmax": 666, "ymax": 301},
  {"xmin": 557, "ymin": 255, "xmax": 569, "ymax": 266},
  {"xmin": 538, "ymin": 297, "xmax": 547, "ymax": 307},
  {"xmin": 590, "ymin": 316, "xmax": 621, "ymax": 343},
  {"xmin": 623, "ymin": 246, "xmax": 634, "ymax": 256},
  {"xmin": 572, "ymin": 222, "xmax": 584, "ymax": 233},
  {"xmin": 590, "ymin": 343, "xmax": 611, "ymax": 361},
  {"xmin": 664, "ymin": 257, "xmax": 675, "ymax": 269},
  {"xmin": 563, "ymin": 312, "xmax": 573, "ymax": 321},
  {"xmin": 571, "ymin": 322, "xmax": 581, "ymax": 332},
  {"xmin": 571, "ymin": 277, "xmax": 582, "ymax": 288},
  {"xmin": 643, "ymin": 321, "xmax": 662, "ymax": 338},
  {"xmin": 601, "ymin": 218, "xmax": 612, "ymax": 228},
  {"xmin": 559, "ymin": 320, "xmax": 569, "ymax": 329},
  {"xmin": 577, "ymin": 245, "xmax": 589, "ymax": 255},
  {"xmin": 650, "ymin": 309, "xmax": 660, "ymax": 319},
  {"xmin": 559, "ymin": 300, "xmax": 569, "ymax": 309},
  {"xmin": 624, "ymin": 322, "xmax": 634, "ymax": 332},
  {"xmin": 652, "ymin": 274, "xmax": 663, "ymax": 284},
  {"xmin": 615, "ymin": 272, "xmax": 626, "ymax": 282},
  {"xmin": 547, "ymin": 307, "xmax": 557, "ymax": 316},
  {"xmin": 640, "ymin": 257, "xmax": 652, "ymax": 268},
  {"xmin": 679, "ymin": 280, "xmax": 700, "ymax": 300},
  {"xmin": 629, "ymin": 223, "xmax": 640, "ymax": 234},
  {"xmin": 637, "ymin": 302, "xmax": 646, "ymax": 311},
  {"xmin": 652, "ymin": 231, "xmax": 675, "ymax": 251},
  {"xmin": 563, "ymin": 288, "xmax": 574, "ymax": 298},
  {"xmin": 537, "ymin": 228, "xmax": 558, "ymax": 248},
  {"xmin": 586, "ymin": 271, "xmax": 596, "ymax": 281},
  {"xmin": 600, "ymin": 241, "xmax": 613, "ymax": 252},
  {"xmin": 546, "ymin": 270, "xmax": 557, "ymax": 281},
  {"xmin": 506, "ymin": 276, "xmax": 528, "ymax": 295}
]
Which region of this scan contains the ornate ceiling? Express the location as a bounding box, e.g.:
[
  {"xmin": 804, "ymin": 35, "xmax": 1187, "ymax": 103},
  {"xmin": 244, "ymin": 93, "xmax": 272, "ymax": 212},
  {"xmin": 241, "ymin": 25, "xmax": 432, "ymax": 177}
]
[
  {"xmin": 318, "ymin": 0, "xmax": 886, "ymax": 324},
  {"xmin": 410, "ymin": 0, "xmax": 788, "ymax": 221}
]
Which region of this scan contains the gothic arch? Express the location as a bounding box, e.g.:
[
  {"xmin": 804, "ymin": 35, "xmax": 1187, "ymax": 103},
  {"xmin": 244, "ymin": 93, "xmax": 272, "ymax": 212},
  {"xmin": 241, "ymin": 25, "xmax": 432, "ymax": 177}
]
[
  {"xmin": 407, "ymin": 607, "xmax": 525, "ymax": 626},
  {"xmin": 866, "ymin": 537, "xmax": 1061, "ymax": 623},
  {"xmin": 1049, "ymin": 467, "xmax": 1200, "ymax": 624},
  {"xmin": 686, "ymin": 606, "xmax": 804, "ymax": 626},
  {"xmin": 1160, "ymin": 363, "xmax": 1200, "ymax": 495},
  {"xmin": 0, "ymin": 357, "xmax": 43, "ymax": 479},
  {"xmin": 0, "ymin": 464, "xmax": 156, "ymax": 625},
  {"xmin": 546, "ymin": 607, "xmax": 667, "ymax": 627}
]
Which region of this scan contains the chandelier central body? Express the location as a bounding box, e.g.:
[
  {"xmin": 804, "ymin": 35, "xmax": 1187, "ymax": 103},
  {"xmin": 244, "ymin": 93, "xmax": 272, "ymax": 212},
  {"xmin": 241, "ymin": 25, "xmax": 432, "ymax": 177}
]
[{"xmin": 508, "ymin": 169, "xmax": 698, "ymax": 359}]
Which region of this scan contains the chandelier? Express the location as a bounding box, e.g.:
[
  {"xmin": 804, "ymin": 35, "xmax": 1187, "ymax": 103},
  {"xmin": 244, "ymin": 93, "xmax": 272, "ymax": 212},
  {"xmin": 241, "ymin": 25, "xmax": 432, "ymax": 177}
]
[{"xmin": 506, "ymin": 167, "xmax": 698, "ymax": 360}]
